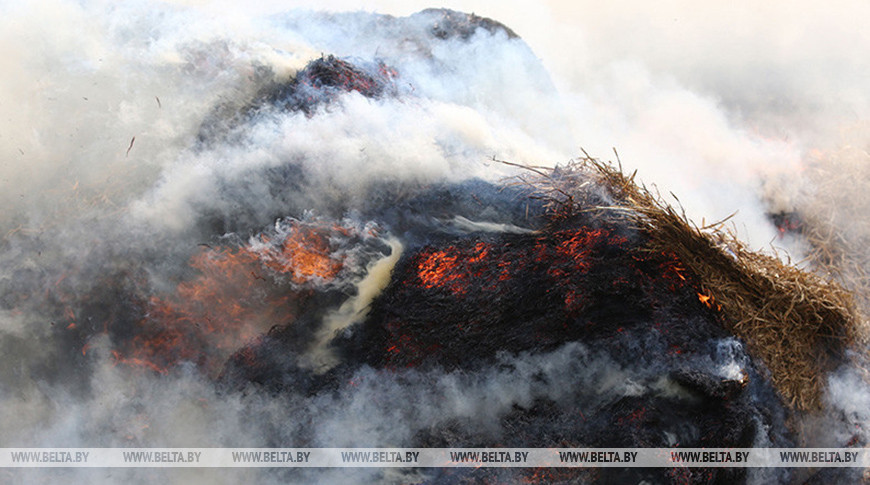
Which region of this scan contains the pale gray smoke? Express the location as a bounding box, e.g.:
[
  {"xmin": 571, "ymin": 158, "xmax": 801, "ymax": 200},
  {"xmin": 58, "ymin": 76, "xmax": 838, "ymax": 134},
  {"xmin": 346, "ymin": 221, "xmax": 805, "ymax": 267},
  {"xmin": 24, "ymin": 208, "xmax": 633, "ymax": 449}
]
[{"xmin": 1, "ymin": 1, "xmax": 869, "ymax": 483}]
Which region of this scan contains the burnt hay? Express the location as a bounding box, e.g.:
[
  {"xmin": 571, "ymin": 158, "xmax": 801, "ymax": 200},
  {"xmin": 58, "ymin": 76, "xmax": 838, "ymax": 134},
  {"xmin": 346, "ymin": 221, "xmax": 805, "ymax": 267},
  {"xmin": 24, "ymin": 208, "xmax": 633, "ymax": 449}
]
[{"xmin": 509, "ymin": 154, "xmax": 861, "ymax": 411}]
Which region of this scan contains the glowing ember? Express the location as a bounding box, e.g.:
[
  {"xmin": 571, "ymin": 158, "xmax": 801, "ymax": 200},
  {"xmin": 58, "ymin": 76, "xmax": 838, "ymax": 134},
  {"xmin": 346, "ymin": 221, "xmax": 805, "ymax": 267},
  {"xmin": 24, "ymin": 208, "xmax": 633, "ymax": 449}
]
[
  {"xmin": 255, "ymin": 225, "xmax": 344, "ymax": 284},
  {"xmin": 416, "ymin": 246, "xmax": 482, "ymax": 295},
  {"xmin": 379, "ymin": 227, "xmax": 636, "ymax": 367},
  {"xmin": 109, "ymin": 220, "xmax": 359, "ymax": 375},
  {"xmin": 363, "ymin": 219, "xmax": 743, "ymax": 377},
  {"xmin": 414, "ymin": 228, "xmax": 618, "ymax": 299}
]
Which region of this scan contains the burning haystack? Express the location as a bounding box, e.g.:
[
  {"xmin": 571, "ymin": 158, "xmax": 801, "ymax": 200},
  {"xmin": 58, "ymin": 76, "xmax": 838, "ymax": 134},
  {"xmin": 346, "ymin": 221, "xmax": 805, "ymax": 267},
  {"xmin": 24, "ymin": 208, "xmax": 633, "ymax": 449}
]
[
  {"xmin": 5, "ymin": 5, "xmax": 869, "ymax": 484},
  {"xmin": 512, "ymin": 154, "xmax": 859, "ymax": 412},
  {"xmin": 217, "ymin": 151, "xmax": 864, "ymax": 482}
]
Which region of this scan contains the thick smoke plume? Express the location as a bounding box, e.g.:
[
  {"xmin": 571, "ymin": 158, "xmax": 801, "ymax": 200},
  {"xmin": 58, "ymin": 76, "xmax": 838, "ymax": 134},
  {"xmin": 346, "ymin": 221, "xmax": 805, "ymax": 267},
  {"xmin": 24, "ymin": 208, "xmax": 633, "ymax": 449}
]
[{"xmin": 1, "ymin": 1, "xmax": 869, "ymax": 484}]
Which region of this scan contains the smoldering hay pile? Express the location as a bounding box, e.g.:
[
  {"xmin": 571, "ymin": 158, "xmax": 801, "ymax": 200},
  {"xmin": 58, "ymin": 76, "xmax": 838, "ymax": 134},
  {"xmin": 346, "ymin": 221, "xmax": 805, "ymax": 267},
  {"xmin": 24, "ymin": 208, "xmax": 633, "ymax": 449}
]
[
  {"xmin": 2, "ymin": 4, "xmax": 870, "ymax": 485},
  {"xmin": 515, "ymin": 156, "xmax": 861, "ymax": 412}
]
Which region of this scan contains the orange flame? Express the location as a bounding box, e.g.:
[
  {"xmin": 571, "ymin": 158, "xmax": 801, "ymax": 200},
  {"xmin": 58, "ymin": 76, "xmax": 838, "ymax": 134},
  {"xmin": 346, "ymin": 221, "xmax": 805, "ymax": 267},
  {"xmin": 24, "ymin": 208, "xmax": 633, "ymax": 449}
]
[
  {"xmin": 256, "ymin": 225, "xmax": 343, "ymax": 283},
  {"xmin": 111, "ymin": 220, "xmax": 354, "ymax": 375},
  {"xmin": 697, "ymin": 290, "xmax": 721, "ymax": 311}
]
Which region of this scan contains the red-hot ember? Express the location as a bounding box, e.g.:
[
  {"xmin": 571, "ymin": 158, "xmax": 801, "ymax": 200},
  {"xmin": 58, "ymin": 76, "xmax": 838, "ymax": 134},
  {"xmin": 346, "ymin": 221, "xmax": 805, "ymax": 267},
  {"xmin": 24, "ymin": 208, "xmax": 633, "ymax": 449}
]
[
  {"xmin": 369, "ymin": 223, "xmax": 724, "ymax": 372},
  {"xmin": 414, "ymin": 228, "xmax": 615, "ymax": 300},
  {"xmin": 416, "ymin": 242, "xmax": 492, "ymax": 295},
  {"xmin": 376, "ymin": 227, "xmax": 639, "ymax": 368}
]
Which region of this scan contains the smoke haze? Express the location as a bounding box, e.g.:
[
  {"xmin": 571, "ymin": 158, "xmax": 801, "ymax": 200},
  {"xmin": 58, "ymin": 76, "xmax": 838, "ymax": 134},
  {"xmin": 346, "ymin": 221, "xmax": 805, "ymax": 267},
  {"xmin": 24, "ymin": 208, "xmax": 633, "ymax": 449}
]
[{"xmin": 1, "ymin": 1, "xmax": 869, "ymax": 483}]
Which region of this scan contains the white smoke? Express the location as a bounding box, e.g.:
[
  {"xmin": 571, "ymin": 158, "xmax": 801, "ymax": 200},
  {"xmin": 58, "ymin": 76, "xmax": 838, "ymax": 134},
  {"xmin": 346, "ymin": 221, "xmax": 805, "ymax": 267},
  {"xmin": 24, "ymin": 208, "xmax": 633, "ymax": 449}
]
[
  {"xmin": 2, "ymin": 0, "xmax": 870, "ymax": 483},
  {"xmin": 0, "ymin": 338, "xmax": 763, "ymax": 483}
]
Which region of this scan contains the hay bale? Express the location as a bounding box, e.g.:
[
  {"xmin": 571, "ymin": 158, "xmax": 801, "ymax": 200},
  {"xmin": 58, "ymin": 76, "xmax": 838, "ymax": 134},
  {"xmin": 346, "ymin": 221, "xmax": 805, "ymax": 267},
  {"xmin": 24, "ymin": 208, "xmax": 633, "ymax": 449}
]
[{"xmin": 505, "ymin": 154, "xmax": 860, "ymax": 410}]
